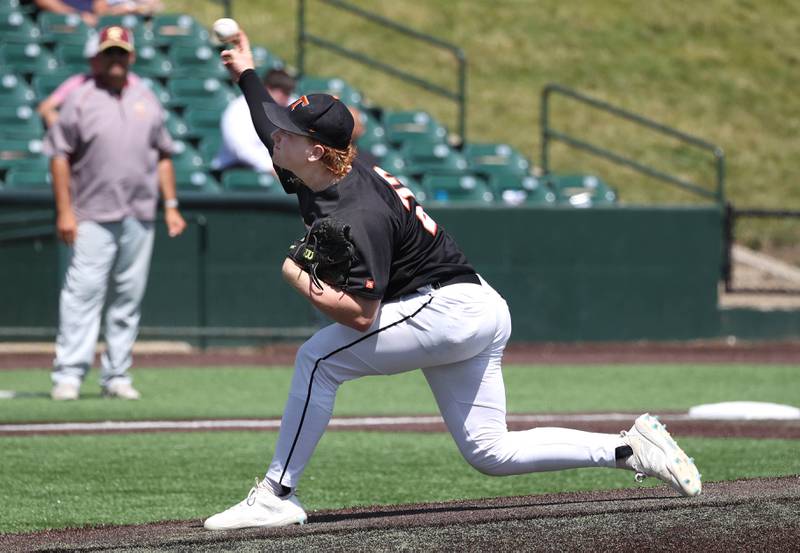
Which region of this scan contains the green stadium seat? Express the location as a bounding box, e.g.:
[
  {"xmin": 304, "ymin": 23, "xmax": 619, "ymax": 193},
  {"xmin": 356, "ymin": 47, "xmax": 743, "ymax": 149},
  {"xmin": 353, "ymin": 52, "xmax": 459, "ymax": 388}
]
[
  {"xmin": 544, "ymin": 174, "xmax": 618, "ymax": 207},
  {"xmin": 464, "ymin": 142, "xmax": 532, "ymax": 178},
  {"xmin": 0, "ymin": 11, "xmax": 41, "ymax": 42},
  {"xmin": 375, "ymin": 149, "xmax": 408, "ymax": 175},
  {"xmin": 132, "ymin": 45, "xmax": 173, "ymax": 79},
  {"xmin": 37, "ymin": 12, "xmax": 91, "ymax": 45},
  {"xmin": 98, "ymin": 14, "xmax": 143, "ymax": 30},
  {"xmin": 421, "ymin": 172, "xmax": 493, "ymax": 204},
  {"xmin": 221, "ymin": 168, "xmax": 280, "ymax": 193},
  {"xmin": 401, "ymin": 140, "xmax": 468, "ymax": 175},
  {"xmin": 170, "ymin": 140, "xmax": 205, "ymax": 171},
  {"xmin": 2, "ymin": 154, "xmax": 48, "ymax": 172},
  {"xmin": 181, "ymin": 108, "xmax": 222, "ymax": 140},
  {"xmin": 354, "ymin": 109, "xmax": 387, "ymax": 152},
  {"xmin": 3, "ymin": 167, "xmax": 50, "ymax": 189},
  {"xmin": 0, "ymin": 71, "xmax": 36, "ymax": 105},
  {"xmin": 198, "ymin": 135, "xmax": 222, "ymax": 163},
  {"xmin": 393, "ymin": 174, "xmax": 428, "ymax": 203},
  {"xmin": 167, "ymin": 78, "xmax": 234, "ymax": 110},
  {"xmin": 174, "ymin": 169, "xmax": 220, "ymax": 193},
  {"xmin": 169, "ymin": 45, "xmax": 228, "ymax": 80},
  {"xmin": 0, "ymin": 137, "xmax": 45, "ymax": 169},
  {"xmin": 383, "ymin": 110, "xmax": 448, "ymax": 147},
  {"xmin": 297, "ymin": 75, "xmax": 364, "ymax": 107},
  {"xmin": 0, "ymin": 104, "xmax": 44, "ymax": 139},
  {"xmin": 53, "ymin": 42, "xmax": 90, "ymax": 68},
  {"xmin": 152, "ymin": 13, "xmax": 208, "ymax": 47},
  {"xmin": 0, "ymin": 42, "xmax": 59, "ymax": 77},
  {"xmin": 164, "ymin": 111, "xmax": 189, "ymax": 140},
  {"xmin": 488, "ymin": 174, "xmax": 557, "ymax": 206},
  {"xmin": 31, "ymin": 69, "xmax": 80, "ymax": 99},
  {"xmin": 0, "ymin": 0, "xmax": 22, "ymax": 14},
  {"xmin": 140, "ymin": 77, "xmax": 171, "ymax": 106},
  {"xmin": 132, "ymin": 25, "xmax": 157, "ymax": 48}
]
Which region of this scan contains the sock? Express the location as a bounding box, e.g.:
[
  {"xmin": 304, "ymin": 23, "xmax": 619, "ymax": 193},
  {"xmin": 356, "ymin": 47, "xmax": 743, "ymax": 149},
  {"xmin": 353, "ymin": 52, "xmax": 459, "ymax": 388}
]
[
  {"xmin": 264, "ymin": 477, "xmax": 292, "ymax": 497},
  {"xmin": 615, "ymin": 445, "xmax": 633, "ymax": 460}
]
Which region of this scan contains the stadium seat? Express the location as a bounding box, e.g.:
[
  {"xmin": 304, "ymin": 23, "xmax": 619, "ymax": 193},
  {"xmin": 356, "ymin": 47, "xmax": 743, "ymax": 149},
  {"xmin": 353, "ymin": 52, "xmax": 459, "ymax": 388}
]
[
  {"xmin": 421, "ymin": 172, "xmax": 493, "ymax": 204},
  {"xmin": 174, "ymin": 169, "xmax": 220, "ymax": 193},
  {"xmin": 393, "ymin": 174, "xmax": 428, "ymax": 203},
  {"xmin": 132, "ymin": 45, "xmax": 173, "ymax": 79},
  {"xmin": 140, "ymin": 77, "xmax": 172, "ymax": 106},
  {"xmin": 132, "ymin": 25, "xmax": 157, "ymax": 49},
  {"xmin": 464, "ymin": 142, "xmax": 532, "ymax": 178},
  {"xmin": 0, "ymin": 104, "xmax": 44, "ymax": 139},
  {"xmin": 53, "ymin": 42, "xmax": 90, "ymax": 68},
  {"xmin": 355, "ymin": 109, "xmax": 387, "ymax": 152},
  {"xmin": 2, "ymin": 167, "xmax": 50, "ymax": 189},
  {"xmin": 32, "ymin": 69, "xmax": 81, "ymax": 100},
  {"xmin": 169, "ymin": 45, "xmax": 228, "ymax": 80},
  {"xmin": 544, "ymin": 174, "xmax": 618, "ymax": 207},
  {"xmin": 0, "ymin": 71, "xmax": 36, "ymax": 105},
  {"xmin": 97, "ymin": 14, "xmax": 143, "ymax": 30},
  {"xmin": 375, "ymin": 149, "xmax": 408, "ymax": 175},
  {"xmin": 0, "ymin": 137, "xmax": 45, "ymax": 169},
  {"xmin": 167, "ymin": 78, "xmax": 234, "ymax": 111},
  {"xmin": 170, "ymin": 139, "xmax": 205, "ymax": 171},
  {"xmin": 164, "ymin": 111, "xmax": 189, "ymax": 140},
  {"xmin": 400, "ymin": 140, "xmax": 468, "ymax": 175},
  {"xmin": 197, "ymin": 135, "xmax": 222, "ymax": 163},
  {"xmin": 151, "ymin": 13, "xmax": 208, "ymax": 47},
  {"xmin": 221, "ymin": 169, "xmax": 280, "ymax": 193},
  {"xmin": 181, "ymin": 108, "xmax": 223, "ymax": 140},
  {"xmin": 296, "ymin": 75, "xmax": 364, "ymax": 107},
  {"xmin": 488, "ymin": 174, "xmax": 557, "ymax": 206},
  {"xmin": 0, "ymin": 11, "xmax": 41, "ymax": 42},
  {"xmin": 382, "ymin": 110, "xmax": 448, "ymax": 147},
  {"xmin": 37, "ymin": 12, "xmax": 91, "ymax": 45},
  {"xmin": 0, "ymin": 42, "xmax": 59, "ymax": 77}
]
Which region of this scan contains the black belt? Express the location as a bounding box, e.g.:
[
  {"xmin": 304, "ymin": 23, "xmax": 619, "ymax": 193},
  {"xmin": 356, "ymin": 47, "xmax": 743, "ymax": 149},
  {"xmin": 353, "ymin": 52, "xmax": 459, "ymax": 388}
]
[{"xmin": 431, "ymin": 273, "xmax": 481, "ymax": 289}]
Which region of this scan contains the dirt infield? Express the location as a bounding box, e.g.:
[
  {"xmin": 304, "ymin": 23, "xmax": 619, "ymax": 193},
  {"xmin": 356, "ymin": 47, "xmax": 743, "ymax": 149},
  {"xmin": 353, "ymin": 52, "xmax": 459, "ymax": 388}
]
[{"xmin": 2, "ymin": 476, "xmax": 798, "ymax": 552}]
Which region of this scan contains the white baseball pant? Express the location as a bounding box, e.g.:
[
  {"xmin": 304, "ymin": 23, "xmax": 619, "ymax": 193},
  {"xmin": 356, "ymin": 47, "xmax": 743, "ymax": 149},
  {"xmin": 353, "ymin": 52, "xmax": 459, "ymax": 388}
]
[
  {"xmin": 52, "ymin": 217, "xmax": 154, "ymax": 388},
  {"xmin": 267, "ymin": 276, "xmax": 624, "ymax": 489}
]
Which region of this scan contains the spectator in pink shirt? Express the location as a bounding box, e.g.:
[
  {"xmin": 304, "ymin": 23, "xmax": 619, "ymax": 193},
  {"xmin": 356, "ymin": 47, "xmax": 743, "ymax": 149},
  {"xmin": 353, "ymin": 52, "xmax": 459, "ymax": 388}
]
[{"xmin": 37, "ymin": 30, "xmax": 139, "ymax": 127}]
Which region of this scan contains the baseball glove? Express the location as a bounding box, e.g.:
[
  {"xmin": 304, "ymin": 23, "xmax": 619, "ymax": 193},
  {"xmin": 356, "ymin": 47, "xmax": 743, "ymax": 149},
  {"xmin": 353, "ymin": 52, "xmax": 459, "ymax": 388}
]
[{"xmin": 288, "ymin": 216, "xmax": 357, "ymax": 290}]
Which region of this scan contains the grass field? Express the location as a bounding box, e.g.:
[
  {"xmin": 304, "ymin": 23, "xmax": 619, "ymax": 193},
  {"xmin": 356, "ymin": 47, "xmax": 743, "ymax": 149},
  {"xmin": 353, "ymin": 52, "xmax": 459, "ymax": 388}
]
[
  {"xmin": 168, "ymin": 0, "xmax": 800, "ymax": 251},
  {"xmin": 1, "ymin": 363, "xmax": 798, "ymax": 533},
  {"xmin": 2, "ymin": 363, "xmax": 799, "ymax": 421}
]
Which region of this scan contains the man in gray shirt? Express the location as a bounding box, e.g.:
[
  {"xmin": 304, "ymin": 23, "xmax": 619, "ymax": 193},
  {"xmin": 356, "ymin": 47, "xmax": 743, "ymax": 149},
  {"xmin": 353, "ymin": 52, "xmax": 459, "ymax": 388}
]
[{"xmin": 45, "ymin": 25, "xmax": 186, "ymax": 400}]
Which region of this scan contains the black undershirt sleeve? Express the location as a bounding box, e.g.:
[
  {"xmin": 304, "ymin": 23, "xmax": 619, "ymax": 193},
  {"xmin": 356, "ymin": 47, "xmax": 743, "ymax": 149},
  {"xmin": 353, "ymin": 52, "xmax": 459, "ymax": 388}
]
[
  {"xmin": 237, "ymin": 68, "xmax": 298, "ymax": 194},
  {"xmin": 237, "ymin": 69, "xmax": 277, "ymax": 155}
]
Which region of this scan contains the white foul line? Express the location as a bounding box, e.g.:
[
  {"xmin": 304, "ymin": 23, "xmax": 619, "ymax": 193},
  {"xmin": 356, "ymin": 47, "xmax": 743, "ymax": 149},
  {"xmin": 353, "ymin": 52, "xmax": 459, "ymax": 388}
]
[{"xmin": 0, "ymin": 413, "xmax": 700, "ymax": 434}]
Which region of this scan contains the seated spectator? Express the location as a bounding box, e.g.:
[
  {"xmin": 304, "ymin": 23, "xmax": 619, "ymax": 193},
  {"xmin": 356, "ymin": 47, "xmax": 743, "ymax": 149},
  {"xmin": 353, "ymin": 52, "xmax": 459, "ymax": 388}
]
[
  {"xmin": 348, "ymin": 105, "xmax": 379, "ymax": 168},
  {"xmin": 37, "ymin": 31, "xmax": 140, "ymax": 127},
  {"xmin": 106, "ymin": 0, "xmax": 163, "ymax": 15},
  {"xmin": 213, "ymin": 68, "xmax": 296, "ymax": 175},
  {"xmin": 34, "ymin": 0, "xmax": 111, "ymax": 27}
]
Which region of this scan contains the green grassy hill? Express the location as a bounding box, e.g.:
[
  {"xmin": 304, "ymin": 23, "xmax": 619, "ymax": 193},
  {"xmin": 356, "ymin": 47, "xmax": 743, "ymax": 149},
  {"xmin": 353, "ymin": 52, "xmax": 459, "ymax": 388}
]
[{"xmin": 169, "ymin": 0, "xmax": 799, "ymax": 250}]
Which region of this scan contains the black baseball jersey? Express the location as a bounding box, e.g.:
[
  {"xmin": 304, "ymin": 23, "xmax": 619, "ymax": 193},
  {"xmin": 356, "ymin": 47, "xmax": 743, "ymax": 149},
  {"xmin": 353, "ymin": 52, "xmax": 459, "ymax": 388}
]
[{"xmin": 239, "ymin": 70, "xmax": 476, "ymax": 301}]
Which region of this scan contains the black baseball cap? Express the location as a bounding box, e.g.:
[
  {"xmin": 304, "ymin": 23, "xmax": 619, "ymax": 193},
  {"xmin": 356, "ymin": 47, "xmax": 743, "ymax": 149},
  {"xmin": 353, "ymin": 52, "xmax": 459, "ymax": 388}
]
[{"xmin": 262, "ymin": 94, "xmax": 354, "ymax": 150}]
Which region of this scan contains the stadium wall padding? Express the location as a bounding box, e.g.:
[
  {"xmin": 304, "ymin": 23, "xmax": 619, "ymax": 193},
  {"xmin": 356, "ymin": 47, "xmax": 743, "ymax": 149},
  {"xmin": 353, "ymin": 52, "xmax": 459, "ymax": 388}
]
[{"xmin": 0, "ymin": 199, "xmax": 735, "ymax": 342}]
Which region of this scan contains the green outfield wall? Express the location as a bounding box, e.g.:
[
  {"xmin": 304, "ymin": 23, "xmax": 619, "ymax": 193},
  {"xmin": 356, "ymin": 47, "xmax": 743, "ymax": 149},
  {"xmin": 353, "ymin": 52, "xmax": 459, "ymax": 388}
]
[{"xmin": 0, "ymin": 196, "xmax": 737, "ymax": 343}]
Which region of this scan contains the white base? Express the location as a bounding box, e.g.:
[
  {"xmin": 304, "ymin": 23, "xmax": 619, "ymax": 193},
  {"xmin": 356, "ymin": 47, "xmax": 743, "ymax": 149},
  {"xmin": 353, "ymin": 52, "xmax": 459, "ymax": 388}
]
[{"xmin": 688, "ymin": 401, "xmax": 800, "ymax": 420}]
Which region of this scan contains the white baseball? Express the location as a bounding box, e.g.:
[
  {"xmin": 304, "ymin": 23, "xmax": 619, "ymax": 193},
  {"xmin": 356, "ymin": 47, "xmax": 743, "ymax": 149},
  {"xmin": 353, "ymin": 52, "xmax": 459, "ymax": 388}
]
[{"xmin": 212, "ymin": 18, "xmax": 239, "ymax": 42}]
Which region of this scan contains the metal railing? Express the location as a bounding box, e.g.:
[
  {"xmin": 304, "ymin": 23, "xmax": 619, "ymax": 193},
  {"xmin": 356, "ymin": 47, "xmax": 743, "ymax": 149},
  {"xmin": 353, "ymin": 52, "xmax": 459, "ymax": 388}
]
[
  {"xmin": 723, "ymin": 205, "xmax": 800, "ymax": 295},
  {"xmin": 541, "ymin": 83, "xmax": 726, "ymax": 205},
  {"xmin": 297, "ymin": 0, "xmax": 468, "ymax": 142}
]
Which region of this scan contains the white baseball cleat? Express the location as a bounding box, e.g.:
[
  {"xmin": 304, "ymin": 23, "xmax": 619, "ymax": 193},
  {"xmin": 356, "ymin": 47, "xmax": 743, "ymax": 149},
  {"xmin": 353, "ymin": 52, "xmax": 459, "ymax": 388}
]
[
  {"xmin": 51, "ymin": 382, "xmax": 79, "ymax": 401},
  {"xmin": 102, "ymin": 380, "xmax": 141, "ymax": 400},
  {"xmin": 204, "ymin": 478, "xmax": 308, "ymax": 530},
  {"xmin": 620, "ymin": 413, "xmax": 702, "ymax": 497}
]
